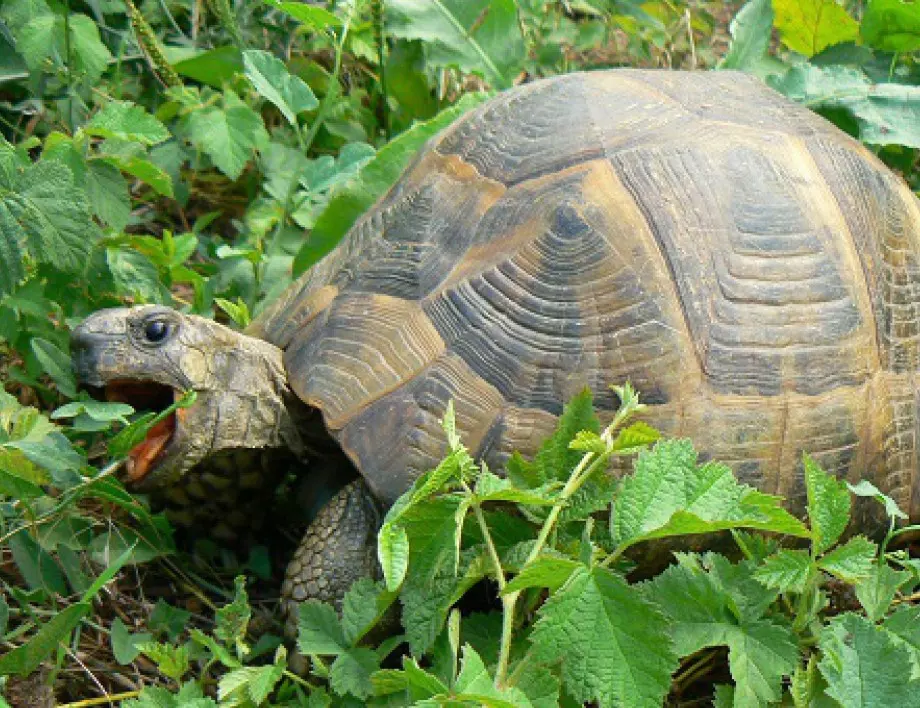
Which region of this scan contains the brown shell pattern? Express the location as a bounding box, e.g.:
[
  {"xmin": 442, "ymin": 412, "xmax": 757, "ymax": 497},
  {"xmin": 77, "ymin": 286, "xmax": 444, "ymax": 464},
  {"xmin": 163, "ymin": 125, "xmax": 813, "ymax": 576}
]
[{"xmin": 251, "ymin": 70, "xmax": 920, "ymax": 524}]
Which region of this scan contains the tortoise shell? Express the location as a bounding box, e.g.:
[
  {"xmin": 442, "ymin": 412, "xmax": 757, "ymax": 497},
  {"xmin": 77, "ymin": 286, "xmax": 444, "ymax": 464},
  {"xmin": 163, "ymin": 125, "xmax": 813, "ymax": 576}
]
[{"xmin": 251, "ymin": 69, "xmax": 920, "ymax": 522}]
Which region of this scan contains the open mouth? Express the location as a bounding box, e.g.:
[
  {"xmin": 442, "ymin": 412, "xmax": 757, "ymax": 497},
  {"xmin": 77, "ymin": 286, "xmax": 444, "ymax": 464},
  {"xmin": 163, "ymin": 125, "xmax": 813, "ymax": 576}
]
[{"xmin": 102, "ymin": 380, "xmax": 183, "ymax": 484}]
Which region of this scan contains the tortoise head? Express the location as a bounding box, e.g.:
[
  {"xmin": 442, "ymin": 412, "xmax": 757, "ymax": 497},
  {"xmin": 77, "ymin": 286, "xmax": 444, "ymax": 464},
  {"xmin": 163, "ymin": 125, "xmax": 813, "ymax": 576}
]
[{"xmin": 70, "ymin": 305, "xmax": 301, "ymax": 491}]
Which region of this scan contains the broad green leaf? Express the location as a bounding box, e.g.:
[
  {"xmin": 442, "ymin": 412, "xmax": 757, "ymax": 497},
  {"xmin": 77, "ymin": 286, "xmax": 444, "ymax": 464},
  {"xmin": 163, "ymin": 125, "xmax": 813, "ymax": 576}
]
[
  {"xmin": 610, "ymin": 420, "xmax": 660, "ymax": 453},
  {"xmin": 647, "ymin": 561, "xmax": 797, "ymax": 707},
  {"xmin": 861, "ymin": 0, "xmax": 920, "ymax": 52},
  {"xmin": 473, "ymin": 469, "xmax": 557, "ymax": 505},
  {"xmin": 773, "ymin": 0, "xmax": 859, "ymax": 57},
  {"xmin": 0, "ymin": 145, "xmax": 100, "ymax": 295},
  {"xmin": 9, "ymin": 6, "xmax": 111, "ymax": 82},
  {"xmin": 818, "ymin": 613, "xmax": 920, "ymax": 707},
  {"xmin": 771, "ymin": 64, "xmax": 920, "ymax": 148},
  {"xmin": 330, "ymin": 647, "xmax": 378, "ymax": 699},
  {"xmin": 52, "ymin": 399, "xmax": 134, "ymax": 425},
  {"xmin": 847, "ymin": 480, "xmax": 908, "ymax": 520},
  {"xmin": 883, "ymin": 605, "xmax": 920, "ymax": 674},
  {"xmin": 85, "ymin": 101, "xmax": 169, "ymax": 145},
  {"xmin": 804, "ymin": 453, "xmax": 851, "ymax": 555},
  {"xmin": 218, "ymin": 663, "xmax": 284, "ymax": 705},
  {"xmin": 377, "ymin": 522, "xmax": 409, "ymax": 591},
  {"xmin": 450, "ymin": 645, "xmax": 534, "ymax": 707},
  {"xmin": 85, "ymin": 160, "xmax": 131, "ymax": 232},
  {"xmin": 65, "ymin": 13, "xmax": 112, "ymax": 82},
  {"xmin": 8, "ymin": 529, "xmax": 67, "ymax": 594},
  {"xmin": 818, "ymin": 536, "xmax": 877, "ymax": 583},
  {"xmin": 530, "ymin": 565, "xmax": 676, "ymax": 708},
  {"xmin": 297, "ymin": 601, "xmax": 347, "ymax": 656},
  {"xmin": 106, "ymin": 246, "xmax": 169, "ymax": 303},
  {"xmin": 754, "ymin": 549, "xmax": 812, "ymax": 593},
  {"xmin": 185, "ymin": 91, "xmax": 268, "ymax": 180},
  {"xmin": 386, "ymin": 0, "xmax": 524, "ymax": 89},
  {"xmin": 243, "ymin": 50, "xmax": 318, "ymax": 126},
  {"xmin": 148, "ymin": 600, "xmax": 191, "ymax": 641},
  {"xmin": 402, "ymin": 495, "xmax": 464, "ymax": 584},
  {"xmin": 172, "ymin": 46, "xmax": 243, "ymax": 87},
  {"xmin": 136, "ymin": 642, "xmax": 190, "ymax": 682},
  {"xmin": 342, "ymin": 578, "xmax": 397, "ymax": 645},
  {"xmin": 122, "ymin": 683, "xmax": 217, "ymax": 708},
  {"xmin": 101, "ymin": 154, "xmax": 174, "ymax": 198},
  {"xmin": 0, "ymin": 602, "xmax": 89, "ymax": 676},
  {"xmin": 111, "ymin": 617, "xmax": 152, "ymax": 665},
  {"xmin": 267, "ymin": 1, "xmax": 343, "ymax": 29},
  {"xmin": 294, "ymin": 92, "xmax": 489, "ymax": 273},
  {"xmin": 719, "ymin": 0, "xmax": 774, "ymax": 70},
  {"xmin": 30, "ymin": 337, "xmax": 76, "ymax": 398},
  {"xmin": 502, "ymin": 556, "xmax": 582, "ymax": 594},
  {"xmin": 855, "ymin": 563, "xmax": 911, "ymax": 621}
]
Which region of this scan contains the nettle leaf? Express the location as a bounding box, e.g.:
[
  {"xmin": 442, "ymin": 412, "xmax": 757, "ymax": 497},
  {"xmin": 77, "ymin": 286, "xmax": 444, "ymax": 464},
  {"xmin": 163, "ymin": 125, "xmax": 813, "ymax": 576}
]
[
  {"xmin": 855, "ymin": 563, "xmax": 911, "ymax": 622},
  {"xmin": 243, "ymin": 50, "xmax": 318, "ymax": 126},
  {"xmin": 185, "ymin": 91, "xmax": 268, "ymax": 180},
  {"xmin": 341, "ymin": 578, "xmax": 397, "ymax": 645},
  {"xmin": 85, "ymin": 101, "xmax": 169, "ymax": 145},
  {"xmin": 530, "ymin": 565, "xmax": 676, "ymax": 708},
  {"xmin": 771, "ymin": 64, "xmax": 920, "ymax": 149},
  {"xmin": 818, "ymin": 536, "xmax": 877, "ymax": 584},
  {"xmin": 330, "ymin": 647, "xmax": 378, "ymax": 699},
  {"xmin": 803, "ymin": 454, "xmax": 851, "ymax": 555},
  {"xmin": 85, "ymin": 160, "xmax": 131, "ymax": 232},
  {"xmin": 136, "ymin": 641, "xmax": 190, "ymax": 682},
  {"xmin": 218, "ymin": 662, "xmax": 284, "ymax": 706},
  {"xmin": 297, "ymin": 601, "xmax": 347, "ymax": 656},
  {"xmin": 719, "ymin": 0, "xmax": 774, "ymax": 71},
  {"xmin": 451, "ymin": 644, "xmax": 534, "ymax": 706},
  {"xmin": 773, "ymin": 0, "xmax": 859, "ymax": 57},
  {"xmin": 0, "ymin": 141, "xmax": 101, "ymax": 295},
  {"xmin": 502, "ymin": 556, "xmax": 582, "ymax": 595},
  {"xmin": 818, "ymin": 613, "xmax": 920, "ymax": 707},
  {"xmin": 861, "ymin": 0, "xmax": 920, "ymax": 53},
  {"xmin": 214, "ymin": 576, "xmax": 251, "ymax": 657},
  {"xmin": 754, "ymin": 549, "xmax": 812, "ymax": 594},
  {"xmin": 386, "ymin": 0, "xmax": 525, "ymax": 89},
  {"xmin": 402, "ymin": 495, "xmax": 464, "ymax": 585},
  {"xmin": 473, "ymin": 469, "xmax": 557, "ymax": 506},
  {"xmin": 883, "ymin": 604, "xmax": 920, "ymax": 672},
  {"xmin": 123, "ymin": 683, "xmax": 217, "ymax": 708},
  {"xmin": 646, "ymin": 561, "xmax": 797, "ymax": 707},
  {"xmin": 101, "ymin": 154, "xmax": 174, "ymax": 197}
]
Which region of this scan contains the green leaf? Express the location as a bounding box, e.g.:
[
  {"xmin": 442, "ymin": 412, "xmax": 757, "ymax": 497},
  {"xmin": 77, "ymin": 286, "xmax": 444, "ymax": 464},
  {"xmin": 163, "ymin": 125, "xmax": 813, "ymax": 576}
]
[
  {"xmin": 341, "ymin": 578, "xmax": 397, "ymax": 645},
  {"xmin": 847, "ymin": 480, "xmax": 908, "ymax": 521},
  {"xmin": 85, "ymin": 101, "xmax": 169, "ymax": 145},
  {"xmin": 31, "ymin": 337, "xmax": 76, "ymax": 398},
  {"xmin": 0, "ymin": 602, "xmax": 89, "ymax": 675},
  {"xmin": 386, "ymin": 0, "xmax": 525, "ymax": 89},
  {"xmin": 855, "ymin": 563, "xmax": 911, "ymax": 621},
  {"xmin": 378, "ymin": 522, "xmax": 409, "ymax": 592},
  {"xmin": 473, "ymin": 469, "xmax": 557, "ymax": 505},
  {"xmin": 502, "ymin": 556, "xmax": 581, "ymax": 595},
  {"xmin": 122, "ymin": 683, "xmax": 217, "ymax": 708},
  {"xmin": 111, "ymin": 617, "xmax": 152, "ymax": 665},
  {"xmin": 530, "ymin": 565, "xmax": 675, "ymax": 708},
  {"xmin": 818, "ymin": 536, "xmax": 878, "ymax": 583},
  {"xmin": 0, "ymin": 144, "xmax": 100, "ymax": 295},
  {"xmin": 647, "ymin": 560, "xmax": 797, "ymax": 707},
  {"xmin": 172, "ymin": 46, "xmax": 243, "ymax": 87},
  {"xmin": 218, "ymin": 663, "xmax": 284, "ymax": 705},
  {"xmin": 861, "ymin": 0, "xmax": 920, "ymax": 53},
  {"xmin": 136, "ymin": 641, "xmax": 190, "ymax": 682},
  {"xmin": 101, "ymin": 154, "xmax": 174, "ymax": 198},
  {"xmin": 818, "ymin": 613, "xmax": 920, "ymax": 707},
  {"xmin": 65, "ymin": 13, "xmax": 112, "ymax": 82},
  {"xmin": 106, "ymin": 246, "xmax": 169, "ymax": 303},
  {"xmin": 85, "ymin": 160, "xmax": 131, "ymax": 232},
  {"xmin": 804, "ymin": 453, "xmax": 851, "ymax": 555},
  {"xmin": 267, "ymin": 1, "xmax": 343, "ymax": 30},
  {"xmin": 148, "ymin": 600, "xmax": 191, "ymax": 641},
  {"xmin": 451, "ymin": 645, "xmax": 534, "ymax": 706},
  {"xmin": 754, "ymin": 549, "xmax": 812, "ymax": 593},
  {"xmin": 719, "ymin": 0, "xmax": 774, "ymax": 70},
  {"xmin": 8, "ymin": 529, "xmax": 67, "ymax": 594},
  {"xmin": 770, "ymin": 64, "xmax": 920, "ymax": 148},
  {"xmin": 294, "ymin": 92, "xmax": 489, "ymax": 273},
  {"xmin": 402, "ymin": 495, "xmax": 464, "ymax": 583},
  {"xmin": 297, "ymin": 601, "xmax": 347, "ymax": 656},
  {"xmin": 330, "ymin": 647, "xmax": 378, "ymax": 699},
  {"xmin": 185, "ymin": 91, "xmax": 268, "ymax": 180},
  {"xmin": 610, "ymin": 420, "xmax": 661, "ymax": 453},
  {"xmin": 773, "ymin": 0, "xmax": 859, "ymax": 57},
  {"xmin": 215, "ymin": 576, "xmax": 251, "ymax": 658},
  {"xmin": 243, "ymin": 50, "xmax": 318, "ymax": 127}
]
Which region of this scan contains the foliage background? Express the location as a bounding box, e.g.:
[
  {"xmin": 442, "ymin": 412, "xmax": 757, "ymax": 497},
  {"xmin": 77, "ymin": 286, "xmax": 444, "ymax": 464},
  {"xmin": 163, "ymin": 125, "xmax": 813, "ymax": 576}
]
[{"xmin": 0, "ymin": 0, "xmax": 919, "ymax": 705}]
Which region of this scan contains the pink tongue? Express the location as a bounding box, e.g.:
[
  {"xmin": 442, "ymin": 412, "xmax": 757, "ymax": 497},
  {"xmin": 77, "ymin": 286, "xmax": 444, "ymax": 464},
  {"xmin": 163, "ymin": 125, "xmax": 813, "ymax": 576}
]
[{"xmin": 126, "ymin": 414, "xmax": 175, "ymax": 482}]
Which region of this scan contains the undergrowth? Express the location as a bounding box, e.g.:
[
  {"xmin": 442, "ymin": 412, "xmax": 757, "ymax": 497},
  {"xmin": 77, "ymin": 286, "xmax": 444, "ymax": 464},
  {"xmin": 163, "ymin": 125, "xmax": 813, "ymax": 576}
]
[{"xmin": 1, "ymin": 0, "xmax": 919, "ymax": 705}]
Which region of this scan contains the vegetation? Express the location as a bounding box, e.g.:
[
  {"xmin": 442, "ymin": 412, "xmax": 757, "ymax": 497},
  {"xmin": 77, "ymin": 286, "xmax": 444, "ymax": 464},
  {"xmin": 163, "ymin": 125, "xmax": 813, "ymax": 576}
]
[{"xmin": 0, "ymin": 0, "xmax": 919, "ymax": 705}]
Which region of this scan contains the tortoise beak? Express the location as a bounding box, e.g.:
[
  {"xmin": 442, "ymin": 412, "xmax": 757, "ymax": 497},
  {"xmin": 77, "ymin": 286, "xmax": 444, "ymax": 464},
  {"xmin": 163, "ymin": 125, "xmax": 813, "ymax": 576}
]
[{"xmin": 71, "ymin": 311, "xmax": 130, "ymax": 388}]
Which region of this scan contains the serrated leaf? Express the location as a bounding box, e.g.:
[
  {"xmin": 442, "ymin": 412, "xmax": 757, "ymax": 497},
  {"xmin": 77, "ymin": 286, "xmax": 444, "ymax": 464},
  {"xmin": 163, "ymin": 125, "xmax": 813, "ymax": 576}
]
[
  {"xmin": 294, "ymin": 93, "xmax": 488, "ymax": 273},
  {"xmin": 341, "ymin": 578, "xmax": 397, "ymax": 645},
  {"xmin": 804, "ymin": 453, "xmax": 851, "ymax": 555},
  {"xmin": 569, "ymin": 430, "xmax": 606, "ymax": 454},
  {"xmin": 386, "ymin": 0, "xmax": 524, "ymax": 89},
  {"xmin": 297, "ymin": 601, "xmax": 347, "ymax": 656},
  {"xmin": 855, "ymin": 563, "xmax": 911, "ymax": 621},
  {"xmin": 861, "ymin": 0, "xmax": 920, "ymax": 53},
  {"xmin": 402, "ymin": 495, "xmax": 464, "ymax": 584},
  {"xmin": 106, "ymin": 246, "xmax": 169, "ymax": 303},
  {"xmin": 773, "ymin": 0, "xmax": 859, "ymax": 57},
  {"xmin": 0, "ymin": 602, "xmax": 89, "ymax": 675},
  {"xmin": 30, "ymin": 337, "xmax": 76, "ymax": 398},
  {"xmin": 719, "ymin": 0, "xmax": 774, "ymax": 70},
  {"xmin": 610, "ymin": 420, "xmax": 660, "ymax": 453},
  {"xmin": 473, "ymin": 469, "xmax": 557, "ymax": 505},
  {"xmin": 135, "ymin": 641, "xmax": 190, "ymax": 682},
  {"xmin": 218, "ymin": 663, "xmax": 284, "ymax": 705},
  {"xmin": 122, "ymin": 683, "xmax": 217, "ymax": 708},
  {"xmin": 330, "ymin": 647, "xmax": 378, "ymax": 699},
  {"xmin": 818, "ymin": 536, "xmax": 877, "ymax": 583},
  {"xmin": 243, "ymin": 50, "xmax": 318, "ymax": 127},
  {"xmin": 754, "ymin": 549, "xmax": 812, "ymax": 593},
  {"xmin": 819, "ymin": 613, "xmax": 920, "ymax": 707},
  {"xmin": 215, "ymin": 576, "xmax": 251, "ymax": 658},
  {"xmin": 451, "ymin": 644, "xmax": 533, "ymax": 706},
  {"xmin": 101, "ymin": 154, "xmax": 174, "ymax": 198},
  {"xmin": 85, "ymin": 160, "xmax": 131, "ymax": 232},
  {"xmin": 185, "ymin": 91, "xmax": 268, "ymax": 180},
  {"xmin": 883, "ymin": 604, "xmax": 920, "ymax": 674},
  {"xmin": 85, "ymin": 101, "xmax": 169, "ymax": 145},
  {"xmin": 502, "ymin": 556, "xmax": 582, "ymax": 595},
  {"xmin": 530, "ymin": 565, "xmax": 676, "ymax": 707},
  {"xmin": 378, "ymin": 522, "xmax": 409, "ymax": 592}
]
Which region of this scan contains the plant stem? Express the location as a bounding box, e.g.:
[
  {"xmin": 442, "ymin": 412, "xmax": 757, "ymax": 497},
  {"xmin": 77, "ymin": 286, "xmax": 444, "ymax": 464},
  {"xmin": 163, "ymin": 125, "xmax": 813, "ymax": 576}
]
[{"xmin": 58, "ymin": 692, "xmax": 141, "ymax": 707}]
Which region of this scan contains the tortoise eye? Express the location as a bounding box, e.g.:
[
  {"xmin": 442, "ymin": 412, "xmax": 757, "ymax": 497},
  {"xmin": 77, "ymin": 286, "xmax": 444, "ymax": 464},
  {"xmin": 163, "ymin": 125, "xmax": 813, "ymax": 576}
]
[{"xmin": 144, "ymin": 319, "xmax": 170, "ymax": 343}]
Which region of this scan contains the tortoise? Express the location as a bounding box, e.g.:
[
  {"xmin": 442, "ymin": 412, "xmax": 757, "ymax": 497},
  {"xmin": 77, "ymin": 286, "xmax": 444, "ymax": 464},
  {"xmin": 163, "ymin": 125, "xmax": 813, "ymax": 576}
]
[{"xmin": 70, "ymin": 69, "xmax": 920, "ymax": 625}]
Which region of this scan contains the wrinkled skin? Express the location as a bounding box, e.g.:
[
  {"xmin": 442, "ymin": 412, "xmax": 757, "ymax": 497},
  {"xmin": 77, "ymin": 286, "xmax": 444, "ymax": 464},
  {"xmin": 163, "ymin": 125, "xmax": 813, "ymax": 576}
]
[{"xmin": 71, "ymin": 305, "xmax": 303, "ymax": 490}]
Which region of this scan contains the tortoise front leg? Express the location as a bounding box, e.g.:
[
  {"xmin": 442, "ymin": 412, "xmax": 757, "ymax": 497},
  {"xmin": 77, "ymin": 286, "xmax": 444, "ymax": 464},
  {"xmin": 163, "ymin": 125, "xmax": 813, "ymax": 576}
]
[{"xmin": 280, "ymin": 478, "xmax": 381, "ymax": 637}]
